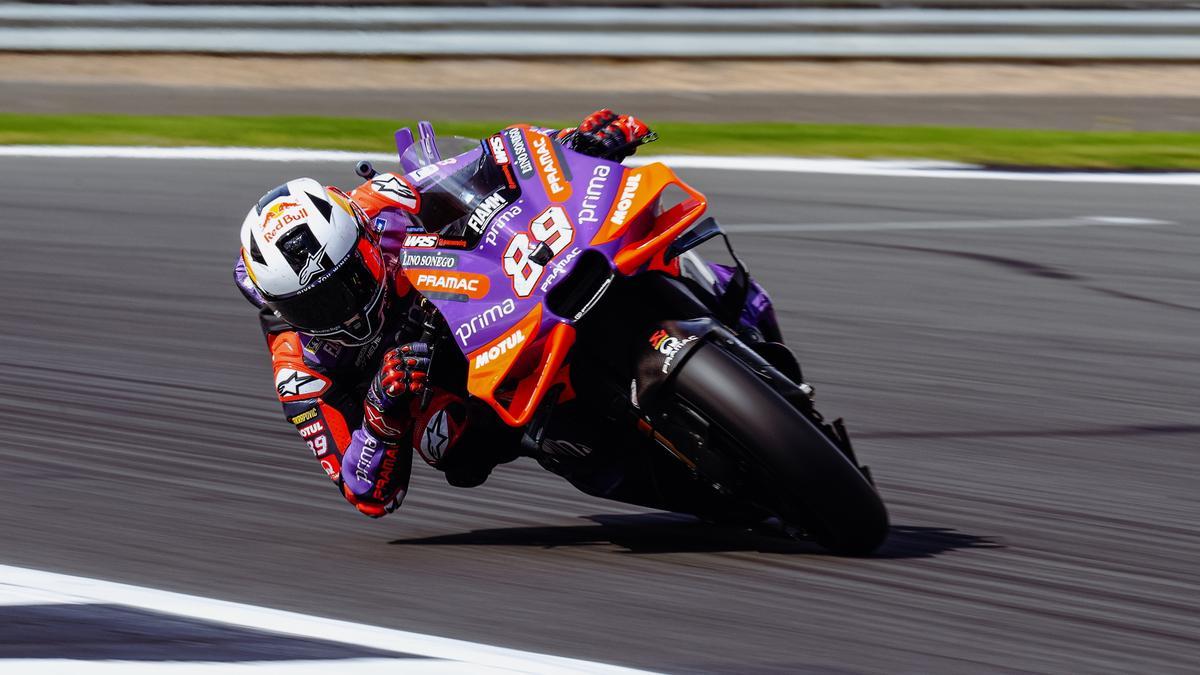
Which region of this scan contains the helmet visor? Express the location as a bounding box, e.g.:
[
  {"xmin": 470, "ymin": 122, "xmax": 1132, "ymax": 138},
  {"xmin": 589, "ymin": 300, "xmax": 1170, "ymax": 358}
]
[{"xmin": 265, "ymin": 248, "xmax": 382, "ymax": 334}]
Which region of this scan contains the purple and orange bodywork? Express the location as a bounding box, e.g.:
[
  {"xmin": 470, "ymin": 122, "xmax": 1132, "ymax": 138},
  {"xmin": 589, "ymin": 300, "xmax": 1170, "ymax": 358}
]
[{"xmin": 363, "ymin": 126, "xmax": 708, "ymax": 427}]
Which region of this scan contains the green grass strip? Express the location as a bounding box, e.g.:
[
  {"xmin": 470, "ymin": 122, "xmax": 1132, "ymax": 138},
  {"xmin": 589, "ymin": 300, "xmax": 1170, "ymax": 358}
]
[{"xmin": 2, "ymin": 113, "xmax": 1199, "ymax": 169}]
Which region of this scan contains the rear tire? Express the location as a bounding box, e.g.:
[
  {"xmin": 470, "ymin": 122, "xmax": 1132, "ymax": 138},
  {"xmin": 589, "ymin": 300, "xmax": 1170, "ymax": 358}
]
[{"xmin": 671, "ymin": 342, "xmax": 889, "ymax": 555}]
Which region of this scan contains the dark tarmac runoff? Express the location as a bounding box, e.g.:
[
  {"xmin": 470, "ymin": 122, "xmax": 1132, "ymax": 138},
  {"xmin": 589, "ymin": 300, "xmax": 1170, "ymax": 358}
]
[{"xmin": 0, "ymin": 155, "xmax": 1197, "ymax": 673}]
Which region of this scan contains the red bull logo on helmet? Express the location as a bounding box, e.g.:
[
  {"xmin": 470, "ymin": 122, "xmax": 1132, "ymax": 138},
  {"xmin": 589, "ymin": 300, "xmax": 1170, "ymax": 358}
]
[{"xmin": 262, "ymin": 201, "xmax": 308, "ymax": 242}]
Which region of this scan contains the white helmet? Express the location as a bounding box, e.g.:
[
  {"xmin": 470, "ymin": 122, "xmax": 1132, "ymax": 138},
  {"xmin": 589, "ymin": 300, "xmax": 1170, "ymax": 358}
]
[{"xmin": 240, "ymin": 178, "xmax": 387, "ymax": 346}]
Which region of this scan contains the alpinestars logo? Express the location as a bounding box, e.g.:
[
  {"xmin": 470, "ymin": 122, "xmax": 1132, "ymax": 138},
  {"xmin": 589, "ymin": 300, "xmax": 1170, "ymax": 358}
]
[
  {"xmin": 364, "ymin": 402, "xmax": 407, "ymax": 438},
  {"xmin": 277, "ymin": 371, "xmax": 316, "ymax": 397},
  {"xmin": 370, "ymin": 174, "xmax": 420, "ymax": 212},
  {"xmin": 275, "ymin": 367, "xmax": 329, "ymax": 400},
  {"xmin": 371, "ymin": 174, "xmax": 415, "ymax": 201},
  {"xmin": 420, "ymin": 409, "xmax": 452, "ymax": 464},
  {"xmin": 298, "ymin": 243, "xmax": 327, "ymax": 285}
]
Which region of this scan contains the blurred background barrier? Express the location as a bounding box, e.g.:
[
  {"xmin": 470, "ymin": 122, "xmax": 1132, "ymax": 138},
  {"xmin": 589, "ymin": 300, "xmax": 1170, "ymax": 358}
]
[
  {"xmin": 3, "ymin": 3, "xmax": 1200, "ymax": 59},
  {"xmin": 10, "ymin": 0, "xmax": 1200, "ymax": 6}
]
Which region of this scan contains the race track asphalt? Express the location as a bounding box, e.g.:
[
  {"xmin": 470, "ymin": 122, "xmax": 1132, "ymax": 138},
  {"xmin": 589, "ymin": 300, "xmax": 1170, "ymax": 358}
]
[{"xmin": 0, "ymin": 155, "xmax": 1197, "ymax": 673}]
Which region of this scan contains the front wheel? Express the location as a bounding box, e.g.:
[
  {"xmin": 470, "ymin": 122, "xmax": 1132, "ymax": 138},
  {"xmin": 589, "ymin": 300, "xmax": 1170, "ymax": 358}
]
[{"xmin": 670, "ymin": 342, "xmax": 889, "ymax": 555}]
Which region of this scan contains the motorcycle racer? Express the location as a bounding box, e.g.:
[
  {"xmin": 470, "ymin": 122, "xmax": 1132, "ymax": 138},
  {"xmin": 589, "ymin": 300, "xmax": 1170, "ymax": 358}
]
[{"xmin": 234, "ymin": 111, "xmax": 656, "ymax": 517}]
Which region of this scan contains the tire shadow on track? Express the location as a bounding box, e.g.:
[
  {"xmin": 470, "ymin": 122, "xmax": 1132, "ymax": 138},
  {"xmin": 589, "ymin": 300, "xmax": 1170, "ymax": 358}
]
[{"xmin": 390, "ymin": 513, "xmax": 999, "ymax": 558}]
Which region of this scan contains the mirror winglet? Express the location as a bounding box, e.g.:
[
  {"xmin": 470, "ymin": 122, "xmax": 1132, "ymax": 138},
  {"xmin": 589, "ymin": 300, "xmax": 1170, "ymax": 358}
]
[{"xmin": 664, "ymin": 216, "xmax": 723, "ymax": 262}]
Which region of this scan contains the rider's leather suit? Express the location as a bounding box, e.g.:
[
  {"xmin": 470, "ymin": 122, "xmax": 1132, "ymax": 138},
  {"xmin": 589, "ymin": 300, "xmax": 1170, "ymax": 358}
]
[{"xmin": 234, "ymin": 126, "xmax": 783, "ymax": 519}]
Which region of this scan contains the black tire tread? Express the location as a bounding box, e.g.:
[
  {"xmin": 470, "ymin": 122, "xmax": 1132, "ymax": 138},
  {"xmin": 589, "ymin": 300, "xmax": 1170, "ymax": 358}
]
[{"xmin": 671, "ymin": 342, "xmax": 889, "ymax": 555}]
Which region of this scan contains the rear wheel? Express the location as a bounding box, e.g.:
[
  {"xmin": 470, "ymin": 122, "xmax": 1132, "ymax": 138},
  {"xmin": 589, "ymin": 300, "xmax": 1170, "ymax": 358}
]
[{"xmin": 670, "ymin": 342, "xmax": 889, "ymax": 555}]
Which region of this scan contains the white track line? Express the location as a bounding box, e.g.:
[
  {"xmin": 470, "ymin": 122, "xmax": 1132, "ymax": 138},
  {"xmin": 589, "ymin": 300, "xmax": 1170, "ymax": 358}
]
[
  {"xmin": 0, "ymin": 660, "xmax": 512, "ymax": 674},
  {"xmin": 0, "ymin": 564, "xmax": 651, "ymax": 674},
  {"xmin": 0, "ymin": 145, "xmax": 396, "ymax": 163},
  {"xmin": 725, "ymin": 216, "xmax": 1177, "ymax": 233},
  {"xmin": 644, "ymin": 155, "xmax": 1200, "ymax": 186},
  {"xmin": 2, "ymin": 145, "xmax": 1199, "ymax": 186}
]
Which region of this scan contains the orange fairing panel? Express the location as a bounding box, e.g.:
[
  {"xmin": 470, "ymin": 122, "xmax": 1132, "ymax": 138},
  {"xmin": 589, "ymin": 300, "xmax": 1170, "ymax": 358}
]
[
  {"xmin": 591, "ymin": 163, "xmax": 674, "ymax": 246},
  {"xmin": 465, "ymin": 306, "xmax": 577, "ymax": 427},
  {"xmin": 588, "ymin": 163, "xmax": 709, "ymax": 274},
  {"xmin": 501, "ymin": 323, "xmax": 575, "ymax": 426},
  {"xmin": 468, "ymin": 305, "xmax": 543, "ymax": 398},
  {"xmin": 615, "ymin": 187, "xmax": 706, "ymax": 275}
]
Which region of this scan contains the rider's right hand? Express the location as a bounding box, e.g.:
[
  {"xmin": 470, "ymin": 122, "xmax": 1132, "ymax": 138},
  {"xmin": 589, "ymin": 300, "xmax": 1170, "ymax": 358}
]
[
  {"xmin": 364, "ymin": 342, "xmax": 430, "ymax": 439},
  {"xmin": 567, "ymin": 109, "xmax": 655, "ymax": 161}
]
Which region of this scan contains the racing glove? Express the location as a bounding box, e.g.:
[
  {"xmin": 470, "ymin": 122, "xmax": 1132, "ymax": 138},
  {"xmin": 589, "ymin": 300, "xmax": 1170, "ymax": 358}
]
[
  {"xmin": 342, "ymin": 343, "xmax": 429, "ymax": 518},
  {"xmin": 563, "ymin": 109, "xmax": 656, "ymax": 161},
  {"xmin": 363, "ymin": 342, "xmax": 431, "ymax": 440}
]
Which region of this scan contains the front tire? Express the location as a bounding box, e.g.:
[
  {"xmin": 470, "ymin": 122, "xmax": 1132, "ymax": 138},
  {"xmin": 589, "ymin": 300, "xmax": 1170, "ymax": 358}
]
[{"xmin": 671, "ymin": 342, "xmax": 889, "ymax": 555}]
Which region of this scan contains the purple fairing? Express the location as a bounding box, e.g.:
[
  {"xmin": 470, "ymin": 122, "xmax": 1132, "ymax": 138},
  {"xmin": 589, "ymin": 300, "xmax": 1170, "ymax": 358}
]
[
  {"xmin": 707, "ymin": 262, "xmax": 783, "ymax": 342},
  {"xmin": 239, "ymin": 128, "xmax": 781, "ymax": 361},
  {"xmin": 380, "ymin": 128, "xmax": 633, "ymax": 357},
  {"xmin": 341, "ymin": 428, "xmax": 412, "ymax": 504},
  {"xmin": 377, "ymin": 210, "xmax": 414, "ymax": 254},
  {"xmin": 378, "ymin": 126, "xmax": 788, "ymax": 360},
  {"xmin": 377, "ymin": 148, "xmax": 485, "ymax": 254}
]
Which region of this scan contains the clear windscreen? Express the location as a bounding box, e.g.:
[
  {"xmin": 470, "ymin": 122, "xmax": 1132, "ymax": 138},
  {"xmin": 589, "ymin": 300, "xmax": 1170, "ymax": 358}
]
[
  {"xmin": 399, "ymin": 135, "xmax": 481, "ymax": 171},
  {"xmin": 401, "ymin": 136, "xmax": 517, "ymax": 244}
]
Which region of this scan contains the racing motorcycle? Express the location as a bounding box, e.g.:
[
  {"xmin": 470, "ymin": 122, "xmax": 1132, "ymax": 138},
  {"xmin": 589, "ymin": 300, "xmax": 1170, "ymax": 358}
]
[{"xmin": 360, "ymin": 122, "xmax": 888, "ymax": 555}]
